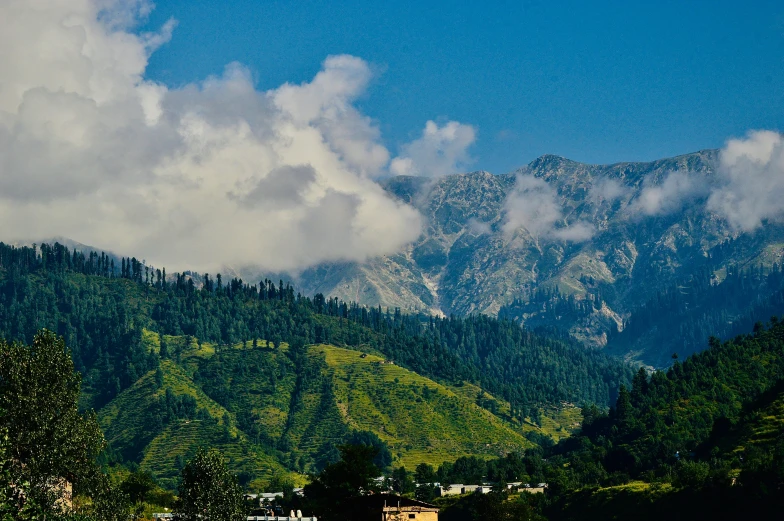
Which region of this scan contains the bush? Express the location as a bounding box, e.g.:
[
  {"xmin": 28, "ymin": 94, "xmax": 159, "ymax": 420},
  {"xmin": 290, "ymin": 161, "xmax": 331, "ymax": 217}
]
[{"xmin": 675, "ymin": 461, "xmax": 710, "ymax": 489}]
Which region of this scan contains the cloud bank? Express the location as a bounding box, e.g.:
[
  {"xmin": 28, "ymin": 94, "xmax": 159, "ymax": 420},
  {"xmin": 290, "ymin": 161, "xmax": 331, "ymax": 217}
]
[
  {"xmin": 628, "ymin": 170, "xmax": 710, "ymax": 217},
  {"xmin": 390, "ymin": 120, "xmax": 476, "ymax": 177},
  {"xmin": 0, "ymin": 0, "xmax": 425, "ymax": 272},
  {"xmin": 588, "ymin": 178, "xmax": 629, "ymax": 204},
  {"xmin": 503, "ymin": 128, "xmax": 784, "ymax": 244},
  {"xmin": 619, "ymin": 130, "xmax": 784, "ymax": 228},
  {"xmin": 502, "ymin": 175, "xmax": 594, "ymax": 242},
  {"xmin": 708, "ymin": 130, "xmax": 784, "ymax": 231}
]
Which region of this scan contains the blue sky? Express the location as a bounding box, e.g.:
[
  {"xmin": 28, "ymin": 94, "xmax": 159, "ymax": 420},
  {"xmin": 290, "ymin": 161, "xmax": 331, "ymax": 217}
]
[{"xmin": 140, "ymin": 0, "xmax": 784, "ymax": 174}]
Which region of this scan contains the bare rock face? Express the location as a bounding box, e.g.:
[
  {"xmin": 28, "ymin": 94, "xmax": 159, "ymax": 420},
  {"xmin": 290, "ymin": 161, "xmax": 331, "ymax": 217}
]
[{"xmin": 241, "ymin": 149, "xmax": 784, "ymax": 362}]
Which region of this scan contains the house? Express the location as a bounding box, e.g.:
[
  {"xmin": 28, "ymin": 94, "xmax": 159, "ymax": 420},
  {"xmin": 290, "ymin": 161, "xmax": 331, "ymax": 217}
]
[
  {"xmin": 344, "ymin": 494, "xmax": 438, "ymax": 521},
  {"xmin": 436, "ymin": 484, "xmax": 464, "ymax": 496},
  {"xmin": 520, "ymin": 483, "xmax": 548, "ymax": 494},
  {"xmin": 258, "ymin": 492, "xmax": 284, "ymax": 503}
]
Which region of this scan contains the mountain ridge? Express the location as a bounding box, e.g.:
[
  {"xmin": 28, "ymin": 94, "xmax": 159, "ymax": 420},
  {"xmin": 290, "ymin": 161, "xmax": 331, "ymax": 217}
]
[
  {"xmin": 17, "ymin": 148, "xmax": 783, "ymax": 368},
  {"xmin": 261, "ymin": 147, "xmax": 784, "ymax": 366}
]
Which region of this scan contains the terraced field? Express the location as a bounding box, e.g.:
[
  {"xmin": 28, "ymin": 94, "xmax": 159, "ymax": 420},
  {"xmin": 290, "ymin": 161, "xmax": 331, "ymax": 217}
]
[
  {"xmin": 313, "ymin": 345, "xmax": 532, "ymax": 468},
  {"xmin": 98, "ymin": 332, "xmax": 580, "ymax": 487}
]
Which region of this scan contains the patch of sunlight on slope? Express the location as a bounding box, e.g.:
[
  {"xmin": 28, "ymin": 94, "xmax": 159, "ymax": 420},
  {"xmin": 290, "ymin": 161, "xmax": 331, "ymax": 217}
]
[
  {"xmin": 139, "ymin": 419, "xmax": 296, "ymax": 490},
  {"xmin": 141, "ymin": 328, "xmax": 289, "ymax": 376},
  {"xmin": 449, "ymin": 382, "xmax": 582, "ymax": 443},
  {"xmin": 98, "ymin": 359, "xmax": 300, "ymax": 490},
  {"xmin": 313, "ymin": 344, "xmax": 533, "ymax": 469}
]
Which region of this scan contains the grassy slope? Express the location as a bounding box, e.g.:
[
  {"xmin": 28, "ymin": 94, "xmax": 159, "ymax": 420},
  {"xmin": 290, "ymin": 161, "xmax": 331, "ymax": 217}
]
[
  {"xmin": 312, "ymin": 345, "xmax": 533, "ymax": 468},
  {"xmin": 98, "ymin": 358, "xmax": 296, "ymax": 489},
  {"xmin": 734, "ymin": 393, "xmax": 784, "ymax": 451},
  {"xmin": 99, "ymin": 332, "xmax": 580, "ymax": 486}
]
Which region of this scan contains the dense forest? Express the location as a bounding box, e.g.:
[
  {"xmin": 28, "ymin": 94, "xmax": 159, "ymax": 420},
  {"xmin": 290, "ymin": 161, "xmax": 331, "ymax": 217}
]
[
  {"xmin": 417, "ymin": 318, "xmax": 784, "ymax": 520},
  {"xmin": 0, "ymin": 241, "xmax": 633, "ymax": 489},
  {"xmin": 608, "ymin": 263, "xmax": 784, "ymax": 365},
  {"xmin": 0, "ymin": 242, "xmax": 631, "ymax": 412},
  {"xmin": 3, "ymin": 242, "xmax": 784, "ymax": 519},
  {"xmin": 498, "ymin": 283, "xmax": 605, "ymax": 332}
]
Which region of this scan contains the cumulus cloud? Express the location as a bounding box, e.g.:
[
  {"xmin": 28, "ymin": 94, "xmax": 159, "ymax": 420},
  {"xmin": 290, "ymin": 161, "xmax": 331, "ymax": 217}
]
[
  {"xmin": 627, "ymin": 170, "xmax": 710, "ymax": 217},
  {"xmin": 390, "ymin": 120, "xmax": 476, "ymax": 177},
  {"xmin": 0, "ymin": 0, "xmax": 423, "ymax": 272},
  {"xmin": 467, "ymin": 218, "xmax": 492, "ymax": 235},
  {"xmin": 707, "ymin": 130, "xmax": 784, "ymax": 231},
  {"xmin": 502, "ymin": 175, "xmax": 594, "ymax": 242},
  {"xmin": 589, "ymin": 177, "xmax": 630, "ymax": 203}
]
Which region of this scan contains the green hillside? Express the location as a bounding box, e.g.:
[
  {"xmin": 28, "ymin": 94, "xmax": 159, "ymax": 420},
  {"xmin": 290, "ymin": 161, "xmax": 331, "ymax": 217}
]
[
  {"xmin": 96, "ymin": 331, "xmax": 556, "ymax": 486},
  {"xmin": 313, "ymin": 345, "xmax": 532, "ymax": 468},
  {"xmin": 99, "ymin": 360, "xmax": 235, "ymax": 451},
  {"xmin": 0, "ymin": 242, "xmax": 632, "ymax": 490},
  {"xmin": 98, "ymin": 359, "xmax": 294, "ymax": 489},
  {"xmin": 734, "ymin": 391, "xmax": 784, "ymax": 451}
]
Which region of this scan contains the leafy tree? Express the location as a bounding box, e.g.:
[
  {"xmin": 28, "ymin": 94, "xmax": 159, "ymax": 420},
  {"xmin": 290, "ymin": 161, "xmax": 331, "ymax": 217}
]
[
  {"xmin": 83, "ymin": 472, "xmax": 139, "ymax": 521},
  {"xmin": 303, "ymin": 444, "xmax": 382, "ymax": 521},
  {"xmin": 415, "ymin": 484, "xmax": 437, "ymax": 502},
  {"xmin": 391, "ymin": 466, "xmax": 415, "ymax": 494},
  {"xmin": 0, "ymin": 330, "xmax": 105, "ymax": 515},
  {"xmin": 346, "ymin": 430, "xmax": 392, "ymax": 470},
  {"xmin": 441, "ymin": 490, "xmax": 542, "ymax": 521},
  {"xmin": 674, "ymin": 460, "xmax": 711, "ymax": 489},
  {"xmin": 175, "ymin": 449, "xmax": 245, "ymax": 521},
  {"xmin": 121, "ymin": 469, "xmax": 157, "ymax": 504},
  {"xmin": 415, "ymin": 463, "xmax": 437, "ymax": 484}
]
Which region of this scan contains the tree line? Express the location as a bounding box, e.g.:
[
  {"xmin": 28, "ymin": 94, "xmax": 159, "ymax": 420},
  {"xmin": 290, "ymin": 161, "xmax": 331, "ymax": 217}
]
[{"xmin": 0, "ymin": 241, "xmax": 633, "ymax": 414}]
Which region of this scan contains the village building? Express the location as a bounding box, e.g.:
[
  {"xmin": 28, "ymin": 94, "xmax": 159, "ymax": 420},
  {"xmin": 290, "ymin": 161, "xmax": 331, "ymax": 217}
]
[
  {"xmin": 154, "ymin": 513, "xmax": 318, "ymax": 520},
  {"xmin": 521, "ymin": 483, "xmax": 548, "ymax": 494},
  {"xmin": 436, "ymin": 483, "xmax": 464, "ymax": 496},
  {"xmin": 344, "ymin": 494, "xmax": 439, "ymax": 521},
  {"xmin": 259, "ymin": 492, "xmax": 284, "ymax": 502},
  {"xmin": 435, "ymin": 482, "xmax": 548, "ymax": 496}
]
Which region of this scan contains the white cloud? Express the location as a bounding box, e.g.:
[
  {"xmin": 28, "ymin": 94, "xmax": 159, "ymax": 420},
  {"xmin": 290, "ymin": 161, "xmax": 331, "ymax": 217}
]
[
  {"xmin": 390, "ymin": 120, "xmax": 476, "ymax": 177},
  {"xmin": 0, "ymin": 0, "xmax": 423, "ymax": 273},
  {"xmin": 502, "ymin": 175, "xmax": 594, "ymax": 242},
  {"xmin": 627, "ymin": 170, "xmax": 710, "ymax": 217},
  {"xmin": 467, "ymin": 218, "xmax": 492, "ymax": 235},
  {"xmin": 589, "ymin": 177, "xmax": 629, "ymax": 203},
  {"xmin": 707, "ymin": 130, "xmax": 784, "ymax": 231}
]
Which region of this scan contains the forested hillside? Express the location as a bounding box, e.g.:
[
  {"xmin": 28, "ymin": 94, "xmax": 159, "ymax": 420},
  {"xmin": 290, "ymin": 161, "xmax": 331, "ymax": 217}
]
[
  {"xmin": 542, "ymin": 318, "xmax": 784, "ymax": 519},
  {"xmin": 424, "ymin": 316, "xmax": 784, "ymax": 520},
  {"xmin": 0, "ymin": 242, "xmax": 632, "ymax": 487},
  {"xmin": 606, "ymin": 263, "xmax": 784, "ymax": 365}
]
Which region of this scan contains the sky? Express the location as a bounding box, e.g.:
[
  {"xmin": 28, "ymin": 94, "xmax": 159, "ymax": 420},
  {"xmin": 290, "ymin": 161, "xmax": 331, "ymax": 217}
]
[
  {"xmin": 139, "ymin": 0, "xmax": 784, "ymax": 173},
  {"xmin": 2, "ymin": 0, "xmax": 784, "ymax": 272}
]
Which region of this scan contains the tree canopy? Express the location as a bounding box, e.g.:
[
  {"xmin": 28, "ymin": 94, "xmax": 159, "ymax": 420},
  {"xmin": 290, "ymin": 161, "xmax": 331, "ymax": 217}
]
[
  {"xmin": 0, "ymin": 330, "xmax": 105, "ymax": 515},
  {"xmin": 175, "ymin": 449, "xmax": 245, "ymax": 521},
  {"xmin": 303, "ymin": 444, "xmax": 383, "ymax": 521}
]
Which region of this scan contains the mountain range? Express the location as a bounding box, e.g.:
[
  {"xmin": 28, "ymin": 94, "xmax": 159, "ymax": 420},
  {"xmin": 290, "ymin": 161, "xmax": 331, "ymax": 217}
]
[
  {"xmin": 24, "ymin": 150, "xmax": 784, "ymax": 368},
  {"xmin": 227, "ymin": 150, "xmax": 784, "ymax": 367}
]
